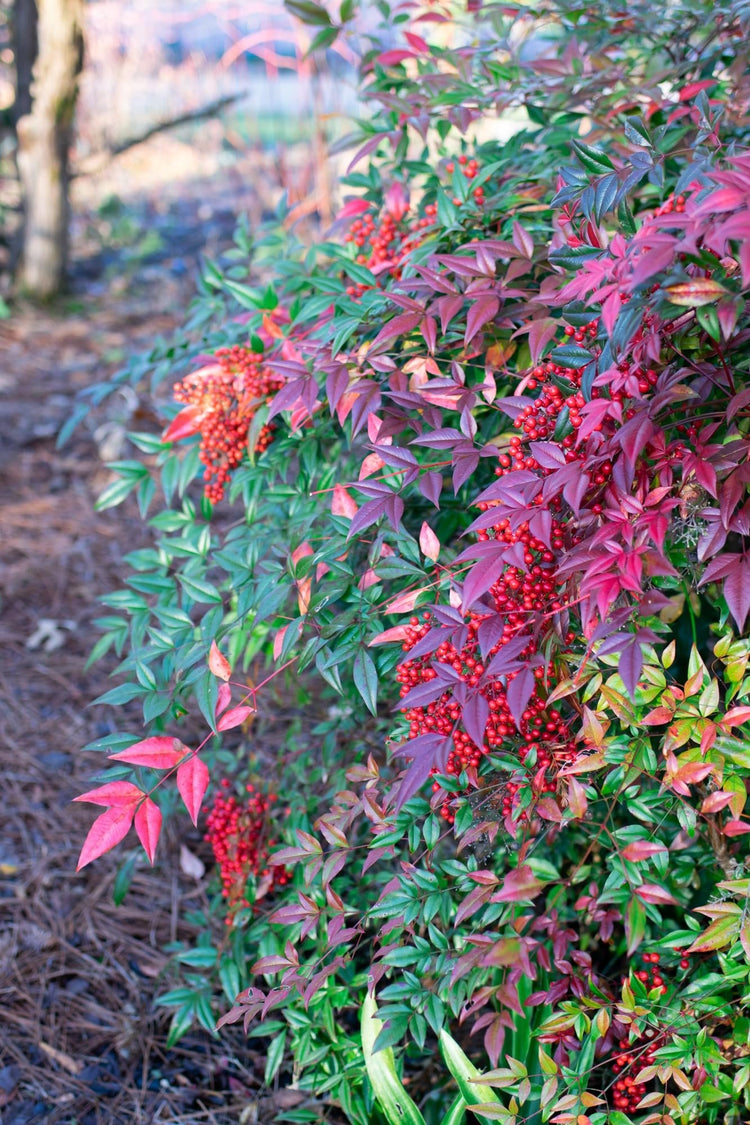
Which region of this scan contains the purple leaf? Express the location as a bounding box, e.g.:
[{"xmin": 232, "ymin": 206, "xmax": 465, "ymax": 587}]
[
  {"xmin": 391, "ymin": 734, "xmax": 451, "ymax": 810},
  {"xmin": 462, "ymin": 692, "xmax": 489, "ymax": 750},
  {"xmin": 419, "ymin": 471, "xmax": 443, "ymax": 507},
  {"xmin": 506, "ymin": 667, "xmax": 536, "ymax": 729},
  {"xmin": 618, "ymin": 639, "xmax": 644, "ymax": 698}
]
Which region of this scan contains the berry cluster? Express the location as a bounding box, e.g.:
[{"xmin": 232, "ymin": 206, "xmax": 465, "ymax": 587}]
[
  {"xmin": 204, "ymin": 781, "xmax": 290, "ymax": 922},
  {"xmin": 394, "ymin": 319, "xmax": 625, "ymax": 823},
  {"xmin": 610, "ymin": 951, "xmax": 691, "ymax": 1112},
  {"xmin": 343, "ymin": 154, "xmax": 484, "ymax": 298},
  {"xmin": 173, "ymin": 346, "xmax": 283, "ymax": 503}
]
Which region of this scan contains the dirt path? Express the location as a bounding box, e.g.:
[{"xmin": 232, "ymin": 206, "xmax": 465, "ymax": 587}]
[{"xmin": 0, "ymin": 143, "xmax": 295, "ymax": 1125}]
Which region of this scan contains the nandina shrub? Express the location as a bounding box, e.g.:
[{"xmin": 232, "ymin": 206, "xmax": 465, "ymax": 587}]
[{"xmin": 69, "ymin": 1, "xmax": 750, "ymax": 1121}]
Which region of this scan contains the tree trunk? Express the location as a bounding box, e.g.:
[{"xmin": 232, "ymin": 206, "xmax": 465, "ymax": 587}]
[
  {"xmin": 12, "ymin": 0, "xmax": 39, "ymax": 122},
  {"xmin": 15, "ymin": 0, "xmax": 83, "ymax": 299}
]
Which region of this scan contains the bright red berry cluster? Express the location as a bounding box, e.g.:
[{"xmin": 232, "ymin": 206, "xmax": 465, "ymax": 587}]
[
  {"xmin": 204, "ymin": 781, "xmax": 290, "ymax": 922},
  {"xmin": 173, "ymin": 346, "xmax": 283, "ymax": 503},
  {"xmin": 343, "ymin": 154, "xmax": 484, "ymax": 298},
  {"xmin": 609, "ymin": 951, "xmax": 692, "ymax": 1112}
]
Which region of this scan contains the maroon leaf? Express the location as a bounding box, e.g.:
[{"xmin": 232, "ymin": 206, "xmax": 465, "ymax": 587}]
[
  {"xmin": 465, "ymin": 295, "xmax": 499, "ymax": 345},
  {"xmin": 722, "ymin": 555, "xmax": 750, "ymax": 631}
]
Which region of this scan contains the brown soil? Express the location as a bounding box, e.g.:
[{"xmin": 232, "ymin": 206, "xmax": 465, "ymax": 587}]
[{"xmin": 0, "ymin": 141, "xmax": 316, "ymax": 1125}]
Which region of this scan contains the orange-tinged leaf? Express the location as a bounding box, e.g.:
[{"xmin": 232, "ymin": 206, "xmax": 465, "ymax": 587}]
[
  {"xmin": 665, "ymin": 278, "xmax": 726, "ymax": 307},
  {"xmin": 208, "ymin": 640, "xmax": 232, "ymax": 682},
  {"xmin": 134, "ymin": 798, "xmax": 162, "ymax": 864},
  {"xmin": 384, "ymin": 587, "xmax": 428, "ymax": 614},
  {"xmin": 566, "ymin": 776, "xmax": 588, "ymax": 819},
  {"xmin": 109, "ymin": 736, "xmax": 187, "ymax": 770},
  {"xmin": 493, "ymin": 865, "xmax": 544, "ymax": 902},
  {"xmin": 217, "ymin": 704, "xmax": 255, "ymax": 732},
  {"xmin": 686, "ymin": 914, "xmax": 741, "ymax": 953},
  {"xmin": 77, "ymin": 805, "xmax": 135, "ymax": 870},
  {"xmin": 368, "ymin": 625, "xmax": 410, "ymax": 647},
  {"xmin": 177, "ymin": 754, "xmax": 209, "ymax": 826},
  {"xmin": 73, "ymin": 780, "xmax": 144, "ymax": 807},
  {"xmin": 331, "ymin": 484, "xmax": 358, "ymax": 518},
  {"xmin": 162, "ymin": 405, "xmax": 201, "ymax": 444}
]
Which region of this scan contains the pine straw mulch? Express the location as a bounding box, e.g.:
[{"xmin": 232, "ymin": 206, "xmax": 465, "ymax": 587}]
[{"xmin": 0, "ymin": 169, "xmax": 319, "ymax": 1124}]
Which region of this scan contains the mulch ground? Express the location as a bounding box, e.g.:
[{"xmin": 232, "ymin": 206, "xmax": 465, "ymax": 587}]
[{"xmin": 0, "ymin": 141, "xmax": 319, "ymax": 1125}]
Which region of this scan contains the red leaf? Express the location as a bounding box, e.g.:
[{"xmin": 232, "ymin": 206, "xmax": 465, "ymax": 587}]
[
  {"xmin": 635, "ymin": 883, "xmax": 677, "ymax": 906},
  {"xmin": 74, "ymin": 780, "xmax": 144, "ymax": 807},
  {"xmin": 177, "ymin": 754, "xmax": 210, "ymax": 826},
  {"xmin": 722, "ymin": 556, "xmax": 750, "ymax": 632},
  {"xmin": 134, "ymin": 798, "xmax": 162, "ymax": 864},
  {"xmin": 162, "ymin": 406, "xmax": 201, "ymax": 444},
  {"xmin": 622, "ymin": 840, "xmax": 668, "ymax": 862},
  {"xmin": 217, "ymin": 705, "xmax": 255, "ymax": 732},
  {"xmin": 465, "ymin": 295, "xmax": 499, "ymax": 345},
  {"xmin": 208, "ymin": 640, "xmax": 232, "ymax": 681},
  {"xmin": 109, "ymin": 736, "xmax": 188, "ymax": 770},
  {"xmin": 377, "ymin": 48, "xmax": 415, "ymax": 65},
  {"xmin": 77, "ymin": 805, "xmax": 135, "ymax": 870}
]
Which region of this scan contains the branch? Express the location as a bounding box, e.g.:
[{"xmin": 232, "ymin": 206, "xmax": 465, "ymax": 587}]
[{"xmin": 71, "ymin": 93, "xmax": 245, "ymax": 178}]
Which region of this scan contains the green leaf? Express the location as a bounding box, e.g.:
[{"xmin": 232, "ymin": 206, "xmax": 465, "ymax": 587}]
[
  {"xmin": 113, "ymin": 852, "xmax": 138, "ymax": 905},
  {"xmin": 285, "ymin": 0, "xmax": 332, "ymax": 24},
  {"xmin": 353, "ymin": 650, "xmax": 378, "ymax": 715},
  {"xmin": 179, "ymin": 574, "xmax": 223, "ymax": 604},
  {"xmin": 265, "ymin": 1030, "xmax": 287, "ymax": 1084},
  {"xmin": 361, "ymin": 995, "xmax": 426, "ymax": 1125},
  {"xmin": 572, "ymin": 140, "xmax": 615, "ymax": 173},
  {"xmin": 439, "ymin": 1029, "xmax": 504, "ymax": 1124}
]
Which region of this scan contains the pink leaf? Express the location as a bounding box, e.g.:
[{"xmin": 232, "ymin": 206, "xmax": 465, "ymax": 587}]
[
  {"xmin": 162, "ymin": 406, "xmax": 201, "ymax": 444},
  {"xmin": 385, "ymin": 182, "xmax": 409, "ymax": 221},
  {"xmin": 419, "ymin": 521, "xmax": 440, "ymax": 563},
  {"xmin": 377, "ymin": 48, "xmax": 415, "ymax": 65},
  {"xmin": 217, "ymin": 705, "xmax": 255, "ymax": 732},
  {"xmin": 77, "ymin": 805, "xmax": 135, "ymax": 870},
  {"xmin": 74, "ymin": 781, "xmax": 144, "ymax": 807},
  {"xmin": 336, "ymin": 198, "xmax": 371, "ymax": 220},
  {"xmin": 134, "ymin": 798, "xmax": 162, "ymax": 864},
  {"xmin": 724, "ymin": 819, "xmax": 750, "ymax": 837},
  {"xmin": 208, "ymin": 640, "xmax": 232, "ymax": 681},
  {"xmin": 177, "ymin": 754, "xmax": 210, "ymax": 826},
  {"xmin": 622, "ymin": 840, "xmax": 668, "ymax": 862},
  {"xmin": 109, "ymin": 736, "xmax": 188, "ymax": 770},
  {"xmin": 215, "ymin": 682, "xmax": 232, "ymax": 717},
  {"xmin": 635, "ymin": 884, "xmax": 677, "ymax": 906}
]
